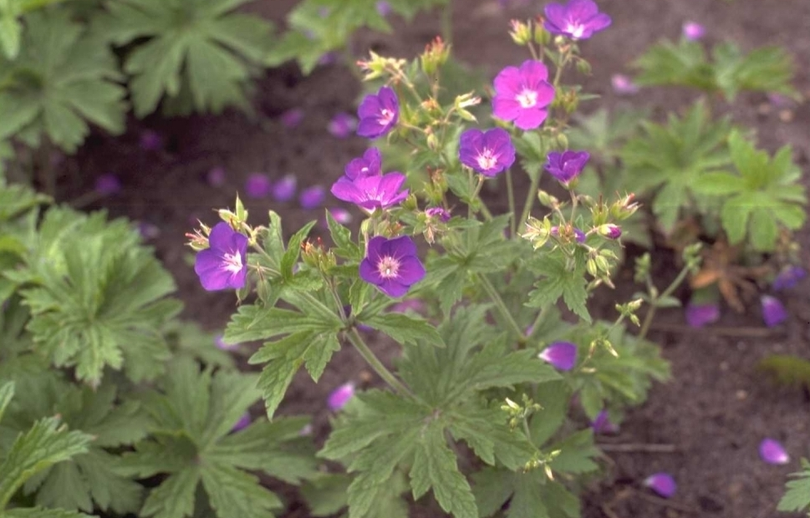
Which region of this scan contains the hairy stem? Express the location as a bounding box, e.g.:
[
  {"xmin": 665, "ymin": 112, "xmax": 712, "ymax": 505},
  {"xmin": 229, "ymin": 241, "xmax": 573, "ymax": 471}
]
[
  {"xmin": 519, "ymin": 171, "xmax": 541, "ymax": 231},
  {"xmin": 506, "ymin": 168, "xmax": 516, "ymax": 237},
  {"xmin": 638, "ymin": 265, "xmax": 692, "ymax": 340},
  {"xmin": 347, "ymin": 328, "xmax": 414, "ymax": 398},
  {"xmin": 479, "ymin": 275, "xmax": 524, "ymax": 339}
]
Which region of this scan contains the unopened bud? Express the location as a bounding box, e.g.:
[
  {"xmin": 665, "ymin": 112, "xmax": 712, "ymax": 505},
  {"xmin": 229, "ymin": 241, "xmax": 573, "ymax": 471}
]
[
  {"xmin": 509, "ymin": 19, "xmax": 532, "ymax": 45},
  {"xmin": 421, "ymin": 36, "xmax": 450, "ymax": 76},
  {"xmin": 576, "ymin": 59, "xmax": 592, "ymax": 75},
  {"xmin": 586, "ymin": 258, "xmax": 598, "ymax": 277},
  {"xmin": 538, "ymin": 190, "xmax": 559, "ymax": 207},
  {"xmin": 598, "ymin": 224, "xmax": 622, "ymax": 240}
]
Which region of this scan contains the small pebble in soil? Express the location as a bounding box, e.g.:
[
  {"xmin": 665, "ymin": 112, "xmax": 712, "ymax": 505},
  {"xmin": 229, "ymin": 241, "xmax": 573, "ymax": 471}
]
[{"xmin": 735, "ymin": 389, "xmax": 747, "ymax": 400}]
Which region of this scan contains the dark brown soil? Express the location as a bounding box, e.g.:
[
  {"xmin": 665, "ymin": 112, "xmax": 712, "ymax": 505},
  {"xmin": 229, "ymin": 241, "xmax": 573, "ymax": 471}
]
[{"xmin": 61, "ymin": 0, "xmax": 810, "ymax": 517}]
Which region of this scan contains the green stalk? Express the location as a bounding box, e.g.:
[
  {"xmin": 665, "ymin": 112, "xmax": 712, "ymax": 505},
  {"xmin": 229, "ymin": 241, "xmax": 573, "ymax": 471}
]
[
  {"xmin": 519, "ymin": 171, "xmax": 541, "ymax": 231},
  {"xmin": 638, "ymin": 265, "xmax": 692, "ymax": 340},
  {"xmin": 347, "ymin": 328, "xmax": 414, "ymax": 398},
  {"xmin": 440, "ymin": 0, "xmax": 453, "ymax": 44},
  {"xmin": 506, "ymin": 168, "xmax": 516, "ymax": 237},
  {"xmin": 479, "ymin": 275, "xmax": 524, "ymax": 339}
]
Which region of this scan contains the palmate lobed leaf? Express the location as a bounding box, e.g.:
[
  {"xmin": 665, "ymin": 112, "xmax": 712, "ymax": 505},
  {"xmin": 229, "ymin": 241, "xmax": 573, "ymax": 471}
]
[
  {"xmin": 0, "ymin": 11, "xmax": 126, "ymax": 152},
  {"xmin": 98, "ymin": 0, "xmax": 274, "ymax": 116},
  {"xmin": 778, "ymin": 459, "xmax": 810, "ymax": 514}
]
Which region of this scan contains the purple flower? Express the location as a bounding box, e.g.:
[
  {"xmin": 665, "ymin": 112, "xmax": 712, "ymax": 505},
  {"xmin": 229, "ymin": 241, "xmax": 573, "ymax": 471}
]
[
  {"xmin": 139, "ymin": 130, "xmax": 163, "ymax": 151},
  {"xmin": 245, "ymin": 173, "xmax": 272, "ymax": 198},
  {"xmin": 544, "ymin": 0, "xmax": 612, "ymax": 40},
  {"xmin": 357, "ymin": 86, "xmax": 399, "ymax": 139},
  {"xmin": 597, "ymin": 224, "xmax": 622, "ymax": 240},
  {"xmin": 232, "ymin": 412, "xmax": 251, "ymax": 432},
  {"xmin": 458, "ymin": 128, "xmax": 516, "ymax": 176},
  {"xmin": 345, "ymin": 148, "xmax": 383, "ymax": 180},
  {"xmin": 493, "ymin": 60, "xmax": 555, "ymax": 130},
  {"xmin": 376, "ymin": 1, "xmax": 391, "ymax": 16},
  {"xmin": 95, "ymin": 174, "xmax": 121, "ymax": 196},
  {"xmin": 359, "ymin": 236, "xmax": 425, "ymax": 297},
  {"xmin": 300, "ymin": 185, "xmax": 326, "ymax": 210},
  {"xmin": 538, "ymin": 342, "xmax": 577, "ymax": 371},
  {"xmin": 545, "ymin": 150, "xmax": 589, "ymax": 185},
  {"xmin": 328, "ymin": 113, "xmax": 357, "ymax": 138},
  {"xmin": 426, "ymin": 207, "xmax": 451, "ymax": 222},
  {"xmin": 761, "ymin": 295, "xmax": 788, "ymax": 327},
  {"xmin": 759, "ymin": 438, "xmax": 790, "ymax": 465},
  {"xmin": 591, "ymin": 410, "xmax": 619, "ymax": 434},
  {"xmin": 682, "ymin": 21, "xmax": 705, "ymax": 41},
  {"xmin": 194, "ymin": 223, "xmax": 249, "ymax": 291},
  {"xmin": 644, "ymin": 473, "xmax": 677, "ymax": 498},
  {"xmin": 685, "ymin": 303, "xmax": 720, "ymax": 328},
  {"xmin": 331, "ymin": 172, "xmax": 409, "ymax": 212},
  {"xmin": 773, "ymin": 266, "xmax": 806, "ymax": 291},
  {"xmin": 207, "ymin": 167, "xmax": 226, "ymax": 187},
  {"xmin": 327, "ymin": 382, "xmax": 355, "ymax": 411},
  {"xmin": 611, "ymin": 74, "xmax": 639, "ymax": 95},
  {"xmin": 550, "ymin": 225, "xmax": 586, "ymax": 243},
  {"xmin": 328, "ymin": 207, "xmax": 353, "ymax": 224},
  {"xmin": 272, "ymin": 174, "xmax": 297, "ymax": 202},
  {"xmin": 215, "ymin": 334, "xmax": 240, "ymax": 351},
  {"xmin": 280, "ymin": 108, "xmax": 304, "ymax": 128}
]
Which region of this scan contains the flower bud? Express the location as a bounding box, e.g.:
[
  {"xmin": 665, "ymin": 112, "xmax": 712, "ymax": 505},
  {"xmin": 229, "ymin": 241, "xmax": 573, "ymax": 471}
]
[
  {"xmin": 421, "ymin": 36, "xmax": 450, "ymax": 76},
  {"xmin": 537, "ymin": 190, "xmax": 559, "ymax": 207},
  {"xmin": 533, "ymin": 17, "xmax": 551, "ymax": 45},
  {"xmin": 586, "ymin": 258, "xmax": 598, "ymax": 277},
  {"xmin": 575, "ymin": 59, "xmax": 592, "ymax": 75},
  {"xmin": 597, "ymin": 224, "xmax": 622, "ymax": 239},
  {"xmin": 509, "ymin": 19, "xmax": 532, "ymax": 45}
]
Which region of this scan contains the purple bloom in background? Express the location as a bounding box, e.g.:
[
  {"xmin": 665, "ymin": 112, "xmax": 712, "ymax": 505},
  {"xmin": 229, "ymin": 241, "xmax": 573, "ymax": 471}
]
[
  {"xmin": 682, "ymin": 21, "xmax": 705, "ymax": 41},
  {"xmin": 545, "ymin": 150, "xmax": 589, "ymax": 185},
  {"xmin": 318, "ymin": 52, "xmax": 338, "ymax": 66},
  {"xmin": 598, "ymin": 224, "xmax": 622, "ymax": 240},
  {"xmin": 232, "ymin": 412, "xmax": 251, "ymax": 432},
  {"xmin": 376, "ymin": 1, "xmax": 391, "ymax": 16},
  {"xmin": 685, "ymin": 303, "xmax": 720, "ymax": 328},
  {"xmin": 538, "ymin": 342, "xmax": 578, "ymax": 371},
  {"xmin": 550, "ymin": 225, "xmax": 586, "ymax": 243},
  {"xmin": 245, "ymin": 173, "xmax": 272, "ymax": 198},
  {"xmin": 328, "ymin": 207, "xmax": 353, "ymax": 224},
  {"xmin": 767, "ymin": 92, "xmax": 795, "ymax": 109},
  {"xmin": 327, "ymin": 382, "xmax": 355, "ymax": 411},
  {"xmin": 138, "ymin": 221, "xmax": 160, "ymax": 240},
  {"xmin": 300, "ymin": 185, "xmax": 326, "ymax": 209},
  {"xmin": 280, "ymin": 108, "xmax": 304, "ymax": 128},
  {"xmin": 328, "ymin": 113, "xmax": 357, "ymax": 138},
  {"xmin": 759, "ymin": 438, "xmax": 790, "ymax": 465},
  {"xmin": 644, "ymin": 473, "xmax": 677, "ymax": 498},
  {"xmin": 194, "ymin": 223, "xmax": 248, "ymax": 291},
  {"xmin": 544, "ymin": 0, "xmax": 612, "ymax": 40},
  {"xmin": 426, "ymin": 207, "xmax": 451, "ymax": 222},
  {"xmin": 611, "ymin": 74, "xmax": 639, "ymax": 95},
  {"xmin": 95, "ymin": 174, "xmax": 121, "ymax": 196},
  {"xmin": 139, "ymin": 130, "xmax": 163, "ymax": 151},
  {"xmin": 331, "ymin": 172, "xmax": 409, "ymax": 212},
  {"xmin": 458, "ymin": 128, "xmax": 516, "ymax": 176},
  {"xmin": 272, "ymin": 174, "xmax": 297, "ymax": 202},
  {"xmin": 493, "ymin": 60, "xmax": 555, "ymax": 130},
  {"xmin": 592, "ymin": 410, "xmax": 619, "ymax": 434},
  {"xmin": 761, "ymin": 295, "xmax": 788, "ymax": 327},
  {"xmin": 207, "ymin": 167, "xmax": 226, "ymax": 187},
  {"xmin": 345, "ymin": 148, "xmax": 383, "ymax": 180},
  {"xmin": 357, "ymin": 86, "xmax": 399, "ymax": 139},
  {"xmin": 215, "ymin": 334, "xmax": 240, "ymax": 351},
  {"xmin": 360, "ymin": 236, "xmax": 425, "ymax": 297},
  {"xmin": 773, "ymin": 266, "xmax": 807, "ymax": 291}
]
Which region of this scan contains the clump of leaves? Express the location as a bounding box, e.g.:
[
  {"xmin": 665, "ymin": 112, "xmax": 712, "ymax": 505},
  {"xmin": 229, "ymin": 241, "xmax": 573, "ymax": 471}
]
[
  {"xmin": 0, "ymin": 0, "xmax": 66, "ymax": 59},
  {"xmin": 121, "ymin": 358, "xmax": 316, "ymax": 518},
  {"xmin": 634, "ymin": 39, "xmax": 796, "ymax": 101},
  {"xmin": 780, "ymin": 459, "xmax": 810, "ymax": 517},
  {"xmin": 692, "ymin": 130, "xmax": 806, "ymax": 252},
  {"xmin": 0, "ymin": 381, "xmax": 95, "ymax": 517},
  {"xmin": 97, "ymin": 0, "xmax": 275, "ymax": 117},
  {"xmin": 0, "ymin": 10, "xmax": 127, "ymax": 153},
  {"xmin": 11, "ymin": 205, "xmax": 181, "ymax": 386},
  {"xmin": 621, "ymin": 100, "xmax": 732, "ymax": 233}
]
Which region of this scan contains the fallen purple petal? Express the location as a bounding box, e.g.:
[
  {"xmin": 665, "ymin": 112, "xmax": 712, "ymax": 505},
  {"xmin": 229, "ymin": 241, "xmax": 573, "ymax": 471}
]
[
  {"xmin": 685, "ymin": 303, "xmax": 720, "ymax": 328},
  {"xmin": 245, "ymin": 173, "xmax": 272, "ymax": 199},
  {"xmin": 328, "ymin": 207, "xmax": 353, "ymax": 224},
  {"xmin": 215, "ymin": 334, "xmax": 240, "ymax": 351},
  {"xmin": 95, "ymin": 174, "xmax": 121, "ymax": 196},
  {"xmin": 772, "ymin": 265, "xmax": 806, "ymax": 291},
  {"xmin": 280, "ymin": 108, "xmax": 304, "ymax": 128},
  {"xmin": 592, "ymin": 410, "xmax": 620, "ymax": 434},
  {"xmin": 138, "ymin": 222, "xmax": 160, "ymax": 240},
  {"xmin": 426, "ymin": 207, "xmax": 451, "ymax": 222},
  {"xmin": 272, "ymin": 174, "xmax": 297, "ymax": 202},
  {"xmin": 299, "ymin": 185, "xmax": 326, "ymax": 210},
  {"xmin": 327, "ymin": 382, "xmax": 355, "ymax": 411},
  {"xmin": 139, "ymin": 130, "xmax": 163, "ymax": 151},
  {"xmin": 207, "ymin": 167, "xmax": 226, "ymax": 187},
  {"xmin": 328, "ymin": 113, "xmax": 357, "ymax": 138},
  {"xmin": 644, "ymin": 472, "xmax": 677, "ymax": 498},
  {"xmin": 611, "ymin": 74, "xmax": 639, "ymax": 95},
  {"xmin": 682, "ymin": 21, "xmax": 705, "ymax": 41},
  {"xmin": 759, "ymin": 438, "xmax": 790, "ymax": 465},
  {"xmin": 538, "ymin": 341, "xmax": 577, "ymax": 371},
  {"xmin": 232, "ymin": 411, "xmax": 251, "ymax": 432},
  {"xmin": 761, "ymin": 295, "xmax": 788, "ymax": 327}
]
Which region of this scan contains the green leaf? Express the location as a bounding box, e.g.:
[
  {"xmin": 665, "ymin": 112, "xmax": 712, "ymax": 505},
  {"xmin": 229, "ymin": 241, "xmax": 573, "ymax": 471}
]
[
  {"xmin": 4, "ymin": 507, "xmax": 95, "ymax": 518},
  {"xmin": 140, "ymin": 468, "xmax": 200, "ymax": 518},
  {"xmin": 778, "ymin": 459, "xmax": 810, "ymax": 514},
  {"xmin": 201, "ymin": 463, "xmax": 283, "ymax": 518},
  {"xmin": 692, "ymin": 172, "xmax": 745, "ymax": 196},
  {"xmin": 301, "ymin": 474, "xmax": 350, "ymax": 517},
  {"xmin": 99, "ymin": 0, "xmax": 274, "ymax": 116},
  {"xmin": 526, "ymin": 253, "xmax": 590, "ymax": 322},
  {"xmin": 326, "ymin": 210, "xmax": 362, "ymax": 260},
  {"xmin": 547, "ymin": 429, "xmax": 599, "ymax": 474},
  {"xmin": 362, "ymin": 312, "xmax": 443, "ymax": 347},
  {"xmin": 0, "ymin": 381, "xmax": 13, "ymax": 425}
]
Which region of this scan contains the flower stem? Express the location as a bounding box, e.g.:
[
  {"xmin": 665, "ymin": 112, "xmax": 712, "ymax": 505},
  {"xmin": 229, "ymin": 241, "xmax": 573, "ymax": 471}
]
[
  {"xmin": 440, "ymin": 0, "xmax": 453, "ymax": 44},
  {"xmin": 506, "ymin": 168, "xmax": 516, "ymax": 237},
  {"xmin": 347, "ymin": 328, "xmax": 414, "ymax": 398},
  {"xmin": 519, "ymin": 171, "xmax": 541, "ymax": 231},
  {"xmin": 478, "ymin": 274, "xmax": 524, "ymax": 339},
  {"xmin": 638, "ymin": 265, "xmax": 692, "ymax": 340}
]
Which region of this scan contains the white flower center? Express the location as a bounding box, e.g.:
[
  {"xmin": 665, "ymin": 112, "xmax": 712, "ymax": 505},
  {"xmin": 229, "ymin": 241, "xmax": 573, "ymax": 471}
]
[
  {"xmin": 565, "ymin": 22, "xmax": 585, "ymax": 39},
  {"xmin": 222, "ymin": 251, "xmax": 243, "ymax": 274},
  {"xmin": 377, "ymin": 256, "xmax": 400, "ymax": 279},
  {"xmin": 515, "ymin": 89, "xmax": 538, "ymax": 108},
  {"xmin": 379, "ymin": 108, "xmax": 395, "ymax": 125},
  {"xmin": 476, "ymin": 148, "xmax": 498, "ymax": 170}
]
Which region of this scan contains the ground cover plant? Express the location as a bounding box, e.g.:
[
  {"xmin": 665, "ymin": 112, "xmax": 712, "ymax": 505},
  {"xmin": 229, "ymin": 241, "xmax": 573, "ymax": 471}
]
[{"xmin": 0, "ymin": 0, "xmax": 808, "ymax": 517}]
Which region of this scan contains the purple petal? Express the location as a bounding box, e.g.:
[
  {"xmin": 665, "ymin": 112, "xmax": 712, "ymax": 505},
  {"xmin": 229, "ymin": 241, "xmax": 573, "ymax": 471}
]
[
  {"xmin": 644, "ymin": 473, "xmax": 677, "ymax": 498},
  {"xmin": 359, "ymin": 257, "xmax": 384, "ymax": 285},
  {"xmin": 773, "ymin": 266, "xmax": 806, "ymax": 291},
  {"xmin": 231, "ymin": 412, "xmax": 251, "ymax": 432},
  {"xmin": 280, "ymin": 108, "xmax": 304, "ymax": 128},
  {"xmin": 328, "ymin": 207, "xmax": 352, "ymax": 224},
  {"xmin": 514, "ymin": 107, "xmax": 548, "ymax": 130},
  {"xmin": 396, "ymin": 255, "xmax": 426, "ymax": 286},
  {"xmin": 759, "ymin": 438, "xmax": 790, "ymax": 465},
  {"xmin": 426, "ymin": 207, "xmax": 450, "ymax": 222},
  {"xmin": 245, "ymin": 173, "xmax": 272, "ymax": 198},
  {"xmin": 95, "ymin": 174, "xmax": 121, "ymax": 196},
  {"xmin": 139, "ymin": 130, "xmax": 163, "ymax": 151},
  {"xmin": 591, "ymin": 410, "xmax": 619, "ymax": 434},
  {"xmin": 493, "ymin": 66, "xmax": 523, "ymax": 97},
  {"xmin": 207, "ymin": 167, "xmax": 226, "ymax": 187},
  {"xmin": 328, "ymin": 113, "xmax": 356, "ymax": 138},
  {"xmin": 273, "ymin": 174, "xmax": 297, "ymax": 202},
  {"xmin": 538, "ymin": 342, "xmax": 577, "ymax": 371},
  {"xmin": 519, "ymin": 60, "xmax": 550, "ymax": 86},
  {"xmin": 386, "ymin": 235, "xmax": 418, "ymax": 258},
  {"xmin": 761, "ymin": 295, "xmax": 788, "ymax": 327},
  {"xmin": 300, "ymin": 185, "xmax": 326, "ymax": 209},
  {"xmin": 215, "ymin": 334, "xmax": 240, "ymax": 351},
  {"xmin": 330, "ymin": 179, "xmax": 362, "ymax": 205},
  {"xmin": 377, "ymin": 278, "xmax": 410, "ymax": 298},
  {"xmin": 611, "ymin": 74, "xmax": 639, "ymax": 95},
  {"xmin": 327, "ymin": 382, "xmax": 355, "ymax": 411},
  {"xmin": 682, "ymin": 21, "xmax": 705, "ymax": 41},
  {"xmin": 208, "ymin": 222, "xmax": 236, "ymax": 250},
  {"xmin": 685, "ymin": 303, "xmax": 720, "ymax": 328}
]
